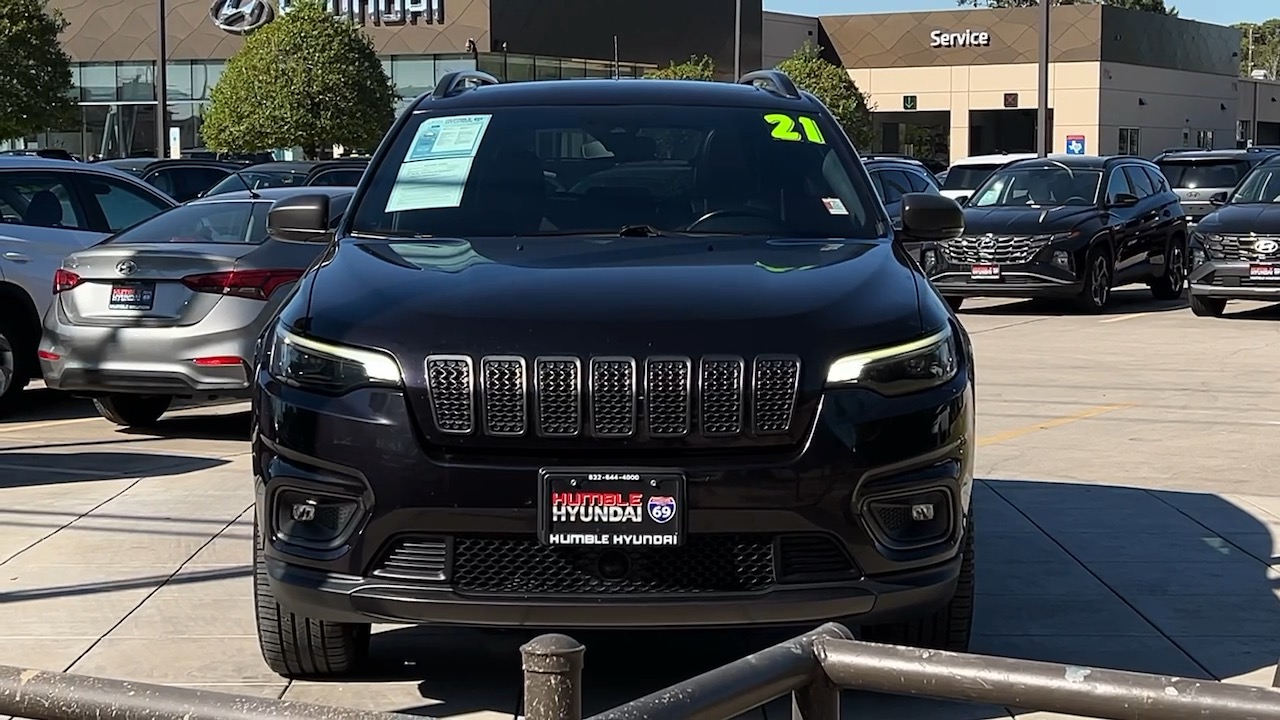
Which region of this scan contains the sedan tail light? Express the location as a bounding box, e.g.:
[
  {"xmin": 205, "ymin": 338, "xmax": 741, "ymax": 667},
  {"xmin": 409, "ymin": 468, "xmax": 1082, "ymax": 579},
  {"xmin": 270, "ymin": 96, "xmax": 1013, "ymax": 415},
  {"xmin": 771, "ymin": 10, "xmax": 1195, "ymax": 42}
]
[
  {"xmin": 53, "ymin": 268, "xmax": 82, "ymax": 294},
  {"xmin": 181, "ymin": 269, "xmax": 304, "ymax": 301}
]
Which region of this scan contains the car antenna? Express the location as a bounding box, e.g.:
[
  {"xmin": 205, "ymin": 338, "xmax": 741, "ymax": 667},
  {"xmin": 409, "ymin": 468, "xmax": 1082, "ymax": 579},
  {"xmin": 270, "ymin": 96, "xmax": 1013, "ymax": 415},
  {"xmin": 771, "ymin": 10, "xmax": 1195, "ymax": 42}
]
[{"xmin": 232, "ymin": 169, "xmax": 261, "ymax": 199}]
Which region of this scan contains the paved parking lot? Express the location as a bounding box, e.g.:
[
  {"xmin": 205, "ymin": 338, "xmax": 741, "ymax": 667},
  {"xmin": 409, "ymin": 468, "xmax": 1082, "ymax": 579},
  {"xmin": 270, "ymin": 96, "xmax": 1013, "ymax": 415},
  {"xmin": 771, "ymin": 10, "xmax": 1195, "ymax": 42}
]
[{"xmin": 3, "ymin": 288, "xmax": 1280, "ymax": 719}]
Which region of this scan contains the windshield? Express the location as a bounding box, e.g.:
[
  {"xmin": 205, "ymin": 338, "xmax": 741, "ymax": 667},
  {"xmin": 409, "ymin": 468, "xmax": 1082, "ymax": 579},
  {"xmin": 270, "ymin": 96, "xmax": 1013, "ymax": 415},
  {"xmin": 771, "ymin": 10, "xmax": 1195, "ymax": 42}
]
[
  {"xmin": 308, "ymin": 168, "xmax": 365, "ymax": 186},
  {"xmin": 1230, "ymin": 164, "xmax": 1280, "ymax": 204},
  {"xmin": 347, "ymin": 105, "xmax": 884, "ymax": 239},
  {"xmin": 942, "ymin": 164, "xmax": 1003, "ymax": 191},
  {"xmin": 102, "ymin": 200, "xmax": 270, "ymax": 244},
  {"xmin": 205, "ymin": 171, "xmax": 308, "ymax": 197},
  {"xmin": 969, "ymin": 166, "xmax": 1102, "ymax": 207},
  {"xmin": 1157, "ymin": 159, "xmax": 1249, "ymax": 189}
]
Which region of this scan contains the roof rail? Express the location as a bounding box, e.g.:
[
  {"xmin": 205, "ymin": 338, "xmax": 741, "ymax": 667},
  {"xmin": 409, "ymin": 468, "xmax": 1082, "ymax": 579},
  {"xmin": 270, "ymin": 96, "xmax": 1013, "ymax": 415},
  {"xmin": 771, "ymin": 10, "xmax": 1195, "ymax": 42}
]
[
  {"xmin": 432, "ymin": 70, "xmax": 500, "ymax": 100},
  {"xmin": 737, "ymin": 70, "xmax": 800, "ymax": 100},
  {"xmin": 1157, "ymin": 147, "xmax": 1198, "ymax": 154}
]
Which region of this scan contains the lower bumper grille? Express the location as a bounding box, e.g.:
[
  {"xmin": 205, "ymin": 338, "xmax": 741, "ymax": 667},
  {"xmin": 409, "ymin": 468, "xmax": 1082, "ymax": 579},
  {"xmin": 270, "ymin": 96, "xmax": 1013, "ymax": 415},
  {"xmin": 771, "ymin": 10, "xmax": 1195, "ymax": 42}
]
[{"xmin": 370, "ymin": 533, "xmax": 858, "ymax": 595}]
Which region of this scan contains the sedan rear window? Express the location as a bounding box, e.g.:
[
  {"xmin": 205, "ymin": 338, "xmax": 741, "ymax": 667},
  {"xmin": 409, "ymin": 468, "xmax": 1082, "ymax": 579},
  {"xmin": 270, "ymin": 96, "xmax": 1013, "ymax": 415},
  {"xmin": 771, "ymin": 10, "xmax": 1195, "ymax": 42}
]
[
  {"xmin": 204, "ymin": 171, "xmax": 308, "ymax": 197},
  {"xmin": 103, "ymin": 201, "xmax": 270, "ymax": 244},
  {"xmin": 1156, "ymin": 160, "xmax": 1249, "ymax": 189}
]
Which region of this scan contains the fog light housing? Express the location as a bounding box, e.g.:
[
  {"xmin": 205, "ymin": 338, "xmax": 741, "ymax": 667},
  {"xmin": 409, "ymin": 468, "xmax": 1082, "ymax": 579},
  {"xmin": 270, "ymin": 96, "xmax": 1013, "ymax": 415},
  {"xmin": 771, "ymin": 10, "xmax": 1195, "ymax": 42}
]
[
  {"xmin": 1191, "ymin": 248, "xmax": 1207, "ymax": 268},
  {"xmin": 1052, "ymin": 250, "xmax": 1072, "ymax": 270},
  {"xmin": 861, "ymin": 488, "xmax": 953, "ymax": 550},
  {"xmin": 273, "ymin": 488, "xmax": 360, "ymax": 548}
]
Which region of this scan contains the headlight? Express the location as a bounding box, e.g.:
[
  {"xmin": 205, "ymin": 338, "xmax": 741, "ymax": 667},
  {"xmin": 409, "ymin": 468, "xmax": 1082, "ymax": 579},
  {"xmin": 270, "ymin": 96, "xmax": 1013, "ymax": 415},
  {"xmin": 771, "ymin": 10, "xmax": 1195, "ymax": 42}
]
[
  {"xmin": 267, "ymin": 325, "xmax": 402, "ymax": 394},
  {"xmin": 825, "ymin": 326, "xmax": 959, "ymax": 396},
  {"xmin": 1194, "ymin": 232, "xmax": 1224, "ymax": 259},
  {"xmin": 1046, "ymin": 230, "xmax": 1081, "ymax": 243}
]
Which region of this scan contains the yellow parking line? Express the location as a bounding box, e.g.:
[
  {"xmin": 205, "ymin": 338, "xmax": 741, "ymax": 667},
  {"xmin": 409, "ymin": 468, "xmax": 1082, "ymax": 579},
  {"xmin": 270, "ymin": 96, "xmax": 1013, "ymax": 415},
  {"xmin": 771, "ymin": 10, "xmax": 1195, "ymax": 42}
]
[
  {"xmin": 978, "ymin": 403, "xmax": 1133, "ymax": 447},
  {"xmin": 0, "ymin": 416, "xmax": 103, "ymax": 434}
]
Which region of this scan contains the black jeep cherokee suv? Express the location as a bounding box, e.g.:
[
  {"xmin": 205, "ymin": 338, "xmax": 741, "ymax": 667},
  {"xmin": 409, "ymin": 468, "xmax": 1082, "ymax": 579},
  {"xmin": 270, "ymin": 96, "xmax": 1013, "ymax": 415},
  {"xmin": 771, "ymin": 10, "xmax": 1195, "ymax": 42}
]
[
  {"xmin": 1187, "ymin": 154, "xmax": 1280, "ymax": 316},
  {"xmin": 250, "ymin": 70, "xmax": 974, "ymax": 677}
]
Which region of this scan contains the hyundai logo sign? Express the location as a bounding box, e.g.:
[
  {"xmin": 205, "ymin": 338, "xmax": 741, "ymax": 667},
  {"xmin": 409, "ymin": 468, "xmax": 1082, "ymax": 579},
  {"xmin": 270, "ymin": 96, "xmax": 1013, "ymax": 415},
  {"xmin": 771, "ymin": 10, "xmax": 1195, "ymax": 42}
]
[
  {"xmin": 211, "ymin": 0, "xmax": 445, "ymax": 32},
  {"xmin": 210, "ymin": 0, "xmax": 275, "ymax": 34}
]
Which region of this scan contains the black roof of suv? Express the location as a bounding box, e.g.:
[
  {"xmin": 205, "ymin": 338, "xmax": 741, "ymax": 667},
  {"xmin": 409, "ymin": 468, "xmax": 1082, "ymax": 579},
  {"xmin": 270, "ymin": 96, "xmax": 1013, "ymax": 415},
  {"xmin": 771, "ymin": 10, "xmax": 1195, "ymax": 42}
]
[{"xmin": 245, "ymin": 69, "xmax": 977, "ymax": 677}]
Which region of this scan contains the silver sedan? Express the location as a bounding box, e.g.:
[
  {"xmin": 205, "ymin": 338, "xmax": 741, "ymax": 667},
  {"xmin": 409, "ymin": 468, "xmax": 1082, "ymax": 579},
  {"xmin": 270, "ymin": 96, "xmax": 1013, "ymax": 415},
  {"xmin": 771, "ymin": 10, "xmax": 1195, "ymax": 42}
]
[{"xmin": 39, "ymin": 186, "xmax": 353, "ymax": 427}]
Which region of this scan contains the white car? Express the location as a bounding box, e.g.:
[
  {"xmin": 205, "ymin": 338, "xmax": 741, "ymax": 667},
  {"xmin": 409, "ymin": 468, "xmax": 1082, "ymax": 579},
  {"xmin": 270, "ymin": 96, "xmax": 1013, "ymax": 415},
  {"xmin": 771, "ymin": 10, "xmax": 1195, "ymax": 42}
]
[
  {"xmin": 939, "ymin": 152, "xmax": 1038, "ymax": 203},
  {"xmin": 0, "ymin": 157, "xmax": 177, "ymax": 409}
]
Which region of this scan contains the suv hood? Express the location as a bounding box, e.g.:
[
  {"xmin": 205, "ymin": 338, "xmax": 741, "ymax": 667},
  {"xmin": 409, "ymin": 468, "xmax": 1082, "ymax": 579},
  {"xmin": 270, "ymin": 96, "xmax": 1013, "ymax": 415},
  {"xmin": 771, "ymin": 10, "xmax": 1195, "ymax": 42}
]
[
  {"xmin": 962, "ymin": 206, "xmax": 1097, "ymax": 235},
  {"xmin": 301, "ymin": 236, "xmax": 927, "ymax": 358},
  {"xmin": 1194, "ymin": 204, "xmax": 1280, "ymax": 235}
]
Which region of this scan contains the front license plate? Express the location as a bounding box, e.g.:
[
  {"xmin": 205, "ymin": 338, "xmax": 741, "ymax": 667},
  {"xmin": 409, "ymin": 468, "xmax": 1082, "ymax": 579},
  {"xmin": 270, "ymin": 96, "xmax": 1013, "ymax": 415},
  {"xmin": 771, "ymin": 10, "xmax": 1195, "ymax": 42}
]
[
  {"xmin": 108, "ymin": 282, "xmax": 155, "ymax": 310},
  {"xmin": 538, "ymin": 469, "xmax": 685, "ymax": 547},
  {"xmin": 971, "ymin": 264, "xmax": 1001, "ymax": 280},
  {"xmin": 1250, "ymin": 264, "xmax": 1280, "ymax": 280}
]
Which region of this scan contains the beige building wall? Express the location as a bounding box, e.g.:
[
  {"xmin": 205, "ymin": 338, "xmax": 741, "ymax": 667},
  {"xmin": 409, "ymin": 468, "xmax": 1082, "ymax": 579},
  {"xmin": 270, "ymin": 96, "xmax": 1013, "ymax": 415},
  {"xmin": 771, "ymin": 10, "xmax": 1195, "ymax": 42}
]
[
  {"xmin": 1097, "ymin": 63, "xmax": 1237, "ymax": 156},
  {"xmin": 1239, "ymin": 79, "xmax": 1280, "ymax": 145},
  {"xmin": 762, "ymin": 11, "xmax": 819, "ymax": 69},
  {"xmin": 848, "ymin": 62, "xmax": 1101, "ymax": 160}
]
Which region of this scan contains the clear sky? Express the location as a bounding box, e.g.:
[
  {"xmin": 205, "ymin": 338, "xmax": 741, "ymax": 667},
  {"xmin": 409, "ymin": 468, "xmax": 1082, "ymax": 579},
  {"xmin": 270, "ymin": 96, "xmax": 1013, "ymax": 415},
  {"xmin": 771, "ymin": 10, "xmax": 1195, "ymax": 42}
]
[{"xmin": 764, "ymin": 0, "xmax": 1273, "ymax": 26}]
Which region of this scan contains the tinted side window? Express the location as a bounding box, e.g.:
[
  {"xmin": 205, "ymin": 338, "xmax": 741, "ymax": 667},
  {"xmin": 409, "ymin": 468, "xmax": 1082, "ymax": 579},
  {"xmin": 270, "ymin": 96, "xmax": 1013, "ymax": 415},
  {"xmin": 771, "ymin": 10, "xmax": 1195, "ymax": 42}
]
[
  {"xmin": 868, "ymin": 170, "xmax": 887, "ymax": 201},
  {"xmin": 143, "ymin": 168, "xmax": 179, "ymax": 197},
  {"xmin": 186, "ymin": 167, "xmax": 233, "ymax": 198},
  {"xmin": 1105, "ymin": 169, "xmax": 1133, "ymax": 203},
  {"xmin": 0, "ymin": 171, "xmax": 89, "ymax": 230},
  {"xmin": 81, "ymin": 175, "xmax": 173, "ymax": 232},
  {"xmin": 1123, "ymin": 166, "xmax": 1155, "ymax": 198},
  {"xmin": 878, "ymin": 170, "xmax": 914, "ymax": 204},
  {"xmin": 904, "ymin": 169, "xmax": 939, "ymax": 194}
]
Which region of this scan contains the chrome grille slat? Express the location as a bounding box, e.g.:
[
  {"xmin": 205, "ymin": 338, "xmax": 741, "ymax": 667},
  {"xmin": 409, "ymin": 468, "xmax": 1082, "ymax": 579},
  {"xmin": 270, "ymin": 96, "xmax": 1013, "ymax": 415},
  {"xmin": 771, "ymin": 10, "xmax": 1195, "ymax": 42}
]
[
  {"xmin": 645, "ymin": 357, "xmax": 692, "ymax": 437},
  {"xmin": 753, "ymin": 356, "xmax": 801, "ymax": 435},
  {"xmin": 590, "ymin": 357, "xmax": 637, "ymax": 437},
  {"xmin": 480, "ymin": 356, "xmax": 527, "ymax": 436},
  {"xmin": 424, "ymin": 353, "xmax": 800, "ymax": 440},
  {"xmin": 942, "ymin": 235, "xmax": 1050, "ymax": 265},
  {"xmin": 1217, "ymin": 234, "xmax": 1280, "ymax": 262},
  {"xmin": 424, "ymin": 355, "xmax": 474, "ymax": 435}
]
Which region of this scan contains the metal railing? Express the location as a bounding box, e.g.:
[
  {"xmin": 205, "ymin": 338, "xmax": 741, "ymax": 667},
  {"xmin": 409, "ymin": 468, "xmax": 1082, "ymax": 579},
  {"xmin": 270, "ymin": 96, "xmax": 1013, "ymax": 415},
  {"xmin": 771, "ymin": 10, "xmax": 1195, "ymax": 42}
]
[{"xmin": 5, "ymin": 623, "xmax": 1280, "ymax": 720}]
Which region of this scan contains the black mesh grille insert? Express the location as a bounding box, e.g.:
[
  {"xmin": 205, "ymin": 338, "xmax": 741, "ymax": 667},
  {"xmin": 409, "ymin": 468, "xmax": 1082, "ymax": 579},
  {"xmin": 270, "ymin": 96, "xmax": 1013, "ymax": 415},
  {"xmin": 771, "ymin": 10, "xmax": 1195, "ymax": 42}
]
[
  {"xmin": 777, "ymin": 534, "xmax": 858, "ymax": 582},
  {"xmin": 452, "ymin": 535, "xmax": 775, "ymax": 595},
  {"xmin": 481, "ymin": 356, "xmax": 527, "ymax": 436},
  {"xmin": 646, "ymin": 358, "xmax": 691, "ymax": 436},
  {"xmin": 372, "ymin": 537, "xmax": 448, "ymax": 582},
  {"xmin": 753, "ymin": 357, "xmax": 801, "ymax": 434},
  {"xmin": 590, "ymin": 358, "xmax": 636, "ymax": 437},
  {"xmin": 425, "ymin": 356, "xmax": 474, "ymax": 434},
  {"xmin": 535, "ymin": 357, "xmax": 581, "ymax": 437},
  {"xmin": 701, "ymin": 357, "xmax": 745, "ymax": 436}
]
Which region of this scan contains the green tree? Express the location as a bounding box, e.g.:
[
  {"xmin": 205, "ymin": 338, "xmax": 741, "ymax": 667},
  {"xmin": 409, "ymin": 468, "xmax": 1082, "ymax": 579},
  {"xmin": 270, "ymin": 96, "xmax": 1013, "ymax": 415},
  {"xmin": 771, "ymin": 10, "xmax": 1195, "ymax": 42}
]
[
  {"xmin": 956, "ymin": 0, "xmax": 1177, "ymax": 14},
  {"xmin": 776, "ymin": 41, "xmax": 876, "ymax": 150},
  {"xmin": 0, "ymin": 0, "xmax": 76, "ymax": 141},
  {"xmin": 202, "ymin": 0, "xmax": 396, "ymax": 159},
  {"xmin": 1236, "ymin": 19, "xmax": 1280, "ymax": 79},
  {"xmin": 645, "ymin": 55, "xmax": 716, "ymax": 81}
]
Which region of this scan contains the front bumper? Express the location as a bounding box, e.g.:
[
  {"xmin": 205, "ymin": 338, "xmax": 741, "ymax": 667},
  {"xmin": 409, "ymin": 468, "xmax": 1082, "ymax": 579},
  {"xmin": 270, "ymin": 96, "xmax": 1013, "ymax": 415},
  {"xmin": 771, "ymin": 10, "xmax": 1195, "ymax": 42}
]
[
  {"xmin": 929, "ymin": 260, "xmax": 1082, "ymax": 299},
  {"xmin": 1189, "ymin": 260, "xmax": 1280, "ymax": 299},
  {"xmin": 253, "ymin": 365, "xmax": 976, "ymax": 630}
]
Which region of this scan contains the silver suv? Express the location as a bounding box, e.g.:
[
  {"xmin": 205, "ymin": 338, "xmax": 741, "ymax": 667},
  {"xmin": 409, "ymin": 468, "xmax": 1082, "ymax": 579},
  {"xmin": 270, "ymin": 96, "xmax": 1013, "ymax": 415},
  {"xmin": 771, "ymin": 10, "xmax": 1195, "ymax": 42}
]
[
  {"xmin": 0, "ymin": 157, "xmax": 177, "ymax": 410},
  {"xmin": 1154, "ymin": 147, "xmax": 1280, "ymax": 226}
]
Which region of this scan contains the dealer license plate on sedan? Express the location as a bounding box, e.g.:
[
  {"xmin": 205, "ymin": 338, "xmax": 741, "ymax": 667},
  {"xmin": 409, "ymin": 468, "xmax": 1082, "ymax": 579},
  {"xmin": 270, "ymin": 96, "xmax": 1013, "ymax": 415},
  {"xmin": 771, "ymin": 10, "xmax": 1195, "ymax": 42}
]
[
  {"xmin": 109, "ymin": 282, "xmax": 155, "ymax": 310},
  {"xmin": 538, "ymin": 469, "xmax": 685, "ymax": 547},
  {"xmin": 971, "ymin": 264, "xmax": 1001, "ymax": 280},
  {"xmin": 1250, "ymin": 264, "xmax": 1280, "ymax": 280}
]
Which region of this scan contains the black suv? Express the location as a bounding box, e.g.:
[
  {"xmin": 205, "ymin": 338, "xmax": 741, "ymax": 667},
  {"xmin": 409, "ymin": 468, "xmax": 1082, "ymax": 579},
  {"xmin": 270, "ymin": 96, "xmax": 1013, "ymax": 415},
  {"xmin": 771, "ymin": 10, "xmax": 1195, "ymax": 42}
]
[
  {"xmin": 250, "ymin": 70, "xmax": 974, "ymax": 677},
  {"xmin": 930, "ymin": 155, "xmax": 1187, "ymax": 312},
  {"xmin": 1187, "ymin": 154, "xmax": 1280, "ymax": 316},
  {"xmin": 864, "ymin": 154, "xmax": 946, "ymax": 272},
  {"xmin": 1154, "ymin": 147, "xmax": 1280, "ymax": 225}
]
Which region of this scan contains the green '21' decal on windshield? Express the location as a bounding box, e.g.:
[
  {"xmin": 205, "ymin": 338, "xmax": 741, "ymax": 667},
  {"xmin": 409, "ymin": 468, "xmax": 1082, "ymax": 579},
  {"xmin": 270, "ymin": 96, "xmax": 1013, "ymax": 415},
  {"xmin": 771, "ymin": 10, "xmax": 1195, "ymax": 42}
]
[{"xmin": 763, "ymin": 114, "xmax": 826, "ymax": 144}]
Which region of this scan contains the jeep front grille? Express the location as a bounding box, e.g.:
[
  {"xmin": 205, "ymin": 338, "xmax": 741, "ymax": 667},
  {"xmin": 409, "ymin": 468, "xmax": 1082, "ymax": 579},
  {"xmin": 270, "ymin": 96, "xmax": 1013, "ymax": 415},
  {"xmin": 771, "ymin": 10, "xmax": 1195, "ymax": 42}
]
[
  {"xmin": 942, "ymin": 235, "xmax": 1051, "ymax": 264},
  {"xmin": 423, "ymin": 354, "xmax": 801, "ymax": 439}
]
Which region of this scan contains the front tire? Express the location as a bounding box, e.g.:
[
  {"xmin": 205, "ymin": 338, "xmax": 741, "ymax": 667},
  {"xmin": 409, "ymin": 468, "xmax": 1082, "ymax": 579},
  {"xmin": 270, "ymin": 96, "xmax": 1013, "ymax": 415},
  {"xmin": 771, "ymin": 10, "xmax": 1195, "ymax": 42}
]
[
  {"xmin": 0, "ymin": 314, "xmax": 32, "ymax": 413},
  {"xmin": 254, "ymin": 516, "xmax": 371, "ymax": 679},
  {"xmin": 1075, "ymin": 247, "xmax": 1113, "ymax": 314},
  {"xmin": 1149, "ymin": 238, "xmax": 1186, "ymax": 301},
  {"xmin": 1190, "ymin": 295, "xmax": 1227, "ymax": 317},
  {"xmin": 859, "ymin": 511, "xmax": 975, "ymax": 652},
  {"xmin": 93, "ymin": 394, "xmax": 172, "ymax": 427}
]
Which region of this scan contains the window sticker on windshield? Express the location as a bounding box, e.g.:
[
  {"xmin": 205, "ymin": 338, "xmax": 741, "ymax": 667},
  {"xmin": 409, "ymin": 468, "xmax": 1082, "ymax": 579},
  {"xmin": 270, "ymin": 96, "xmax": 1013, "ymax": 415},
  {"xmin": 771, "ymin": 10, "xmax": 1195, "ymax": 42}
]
[
  {"xmin": 822, "ymin": 198, "xmax": 848, "ymax": 215},
  {"xmin": 385, "ymin": 114, "xmax": 493, "ymax": 212},
  {"xmin": 763, "ymin": 114, "xmax": 826, "ymax": 144}
]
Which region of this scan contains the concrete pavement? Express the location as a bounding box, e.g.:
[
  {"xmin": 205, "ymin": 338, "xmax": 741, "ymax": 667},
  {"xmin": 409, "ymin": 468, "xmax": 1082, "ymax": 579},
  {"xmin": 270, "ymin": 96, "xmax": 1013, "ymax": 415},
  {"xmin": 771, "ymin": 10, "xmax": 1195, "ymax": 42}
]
[{"xmin": 2, "ymin": 288, "xmax": 1280, "ymax": 719}]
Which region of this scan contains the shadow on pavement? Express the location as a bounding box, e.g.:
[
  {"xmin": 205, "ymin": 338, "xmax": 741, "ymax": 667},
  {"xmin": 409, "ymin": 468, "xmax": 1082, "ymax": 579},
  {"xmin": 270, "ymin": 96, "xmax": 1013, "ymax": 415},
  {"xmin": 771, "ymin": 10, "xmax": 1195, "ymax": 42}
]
[
  {"xmin": 957, "ymin": 288, "xmax": 1188, "ymax": 317},
  {"xmin": 1221, "ymin": 301, "xmax": 1280, "ymax": 321},
  {"xmin": 293, "ymin": 479, "xmax": 1280, "ymax": 719},
  {"xmin": 0, "ymin": 451, "xmax": 228, "ymax": 488},
  {"xmin": 0, "ymin": 565, "xmax": 251, "ymax": 603},
  {"xmin": 0, "ymin": 387, "xmax": 96, "ymax": 424},
  {"xmin": 119, "ymin": 410, "xmax": 252, "ymax": 442}
]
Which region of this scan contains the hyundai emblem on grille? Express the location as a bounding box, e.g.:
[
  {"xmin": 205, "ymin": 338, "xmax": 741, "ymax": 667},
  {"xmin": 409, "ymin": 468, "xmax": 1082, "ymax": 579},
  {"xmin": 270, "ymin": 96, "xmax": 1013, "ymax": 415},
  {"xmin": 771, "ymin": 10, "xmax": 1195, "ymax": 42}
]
[{"xmin": 116, "ymin": 260, "xmax": 137, "ymax": 276}]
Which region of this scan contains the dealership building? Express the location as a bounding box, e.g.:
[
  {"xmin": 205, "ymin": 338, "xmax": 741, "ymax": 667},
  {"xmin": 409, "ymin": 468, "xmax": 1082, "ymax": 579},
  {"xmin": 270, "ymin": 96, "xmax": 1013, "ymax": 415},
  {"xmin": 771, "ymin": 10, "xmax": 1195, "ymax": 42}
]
[
  {"xmin": 16, "ymin": 0, "xmax": 1280, "ymax": 162},
  {"xmin": 764, "ymin": 5, "xmax": 1280, "ymax": 160}
]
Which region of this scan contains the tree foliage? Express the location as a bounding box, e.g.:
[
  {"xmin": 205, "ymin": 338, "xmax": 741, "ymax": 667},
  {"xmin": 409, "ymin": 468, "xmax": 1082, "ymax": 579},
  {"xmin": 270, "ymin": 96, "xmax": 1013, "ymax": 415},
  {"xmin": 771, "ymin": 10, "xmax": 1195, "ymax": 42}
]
[
  {"xmin": 0, "ymin": 0, "xmax": 76, "ymax": 140},
  {"xmin": 202, "ymin": 0, "xmax": 396, "ymax": 159},
  {"xmin": 1236, "ymin": 19, "xmax": 1280, "ymax": 79},
  {"xmin": 776, "ymin": 42, "xmax": 875, "ymax": 150},
  {"xmin": 956, "ymin": 0, "xmax": 1177, "ymax": 14},
  {"xmin": 645, "ymin": 55, "xmax": 716, "ymax": 81}
]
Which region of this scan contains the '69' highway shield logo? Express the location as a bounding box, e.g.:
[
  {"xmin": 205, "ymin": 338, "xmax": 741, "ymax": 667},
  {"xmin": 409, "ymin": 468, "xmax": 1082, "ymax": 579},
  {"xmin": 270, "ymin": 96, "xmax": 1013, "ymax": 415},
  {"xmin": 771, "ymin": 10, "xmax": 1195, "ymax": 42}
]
[{"xmin": 209, "ymin": 0, "xmax": 275, "ymax": 34}]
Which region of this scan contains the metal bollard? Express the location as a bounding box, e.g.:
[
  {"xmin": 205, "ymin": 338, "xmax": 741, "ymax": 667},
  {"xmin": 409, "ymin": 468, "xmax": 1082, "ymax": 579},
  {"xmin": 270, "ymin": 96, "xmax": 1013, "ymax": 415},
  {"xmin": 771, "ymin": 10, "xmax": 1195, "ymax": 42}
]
[{"xmin": 521, "ymin": 633, "xmax": 585, "ymax": 720}]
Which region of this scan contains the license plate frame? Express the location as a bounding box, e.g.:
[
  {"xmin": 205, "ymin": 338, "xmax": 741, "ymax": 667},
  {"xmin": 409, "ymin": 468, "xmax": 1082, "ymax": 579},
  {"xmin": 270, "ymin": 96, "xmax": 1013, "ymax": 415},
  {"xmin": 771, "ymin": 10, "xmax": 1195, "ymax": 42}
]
[
  {"xmin": 537, "ymin": 468, "xmax": 685, "ymax": 547},
  {"xmin": 1250, "ymin": 264, "xmax": 1280, "ymax": 280},
  {"xmin": 108, "ymin": 281, "xmax": 156, "ymax": 311},
  {"xmin": 970, "ymin": 263, "xmax": 1001, "ymax": 280}
]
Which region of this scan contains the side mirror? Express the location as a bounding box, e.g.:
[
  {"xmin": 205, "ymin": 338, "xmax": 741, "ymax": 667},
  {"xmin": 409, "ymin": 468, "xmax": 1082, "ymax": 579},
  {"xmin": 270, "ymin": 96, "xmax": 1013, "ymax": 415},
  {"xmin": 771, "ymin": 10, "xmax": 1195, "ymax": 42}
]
[
  {"xmin": 268, "ymin": 193, "xmax": 331, "ymax": 242},
  {"xmin": 1210, "ymin": 191, "xmax": 1229, "ymax": 205},
  {"xmin": 1109, "ymin": 192, "xmax": 1139, "ymax": 208},
  {"xmin": 899, "ymin": 192, "xmax": 964, "ymax": 242}
]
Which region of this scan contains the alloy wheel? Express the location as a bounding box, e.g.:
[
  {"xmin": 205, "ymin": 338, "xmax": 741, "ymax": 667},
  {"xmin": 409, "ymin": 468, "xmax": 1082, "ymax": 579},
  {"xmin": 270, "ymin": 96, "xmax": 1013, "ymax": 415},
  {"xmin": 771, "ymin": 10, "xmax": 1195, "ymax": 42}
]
[
  {"xmin": 1167, "ymin": 245, "xmax": 1185, "ymax": 290},
  {"xmin": 0, "ymin": 331, "xmax": 13, "ymax": 399},
  {"xmin": 1091, "ymin": 256, "xmax": 1109, "ymax": 308}
]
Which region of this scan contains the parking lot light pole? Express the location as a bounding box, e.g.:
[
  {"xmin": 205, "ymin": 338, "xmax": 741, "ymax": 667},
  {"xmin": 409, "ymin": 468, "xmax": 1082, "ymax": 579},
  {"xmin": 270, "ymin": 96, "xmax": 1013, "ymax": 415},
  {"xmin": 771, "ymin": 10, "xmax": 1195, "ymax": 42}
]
[
  {"xmin": 156, "ymin": 0, "xmax": 169, "ymax": 159},
  {"xmin": 734, "ymin": 0, "xmax": 742, "ymax": 78},
  {"xmin": 1037, "ymin": 0, "xmax": 1049, "ymax": 157}
]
